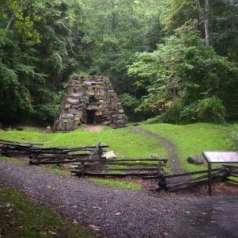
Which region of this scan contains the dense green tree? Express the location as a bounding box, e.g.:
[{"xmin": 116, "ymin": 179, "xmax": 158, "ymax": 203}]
[
  {"xmin": 159, "ymin": 0, "xmax": 238, "ymax": 60},
  {"xmin": 0, "ymin": 0, "xmax": 84, "ymax": 125},
  {"xmin": 129, "ymin": 24, "xmax": 238, "ymax": 122},
  {"xmin": 70, "ymin": 0, "xmax": 163, "ymax": 120},
  {"xmin": 0, "ymin": 0, "xmax": 238, "ymax": 125}
]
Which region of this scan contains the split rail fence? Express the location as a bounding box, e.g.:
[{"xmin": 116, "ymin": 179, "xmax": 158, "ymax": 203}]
[
  {"xmin": 2, "ymin": 139, "xmax": 236, "ymax": 194},
  {"xmin": 0, "ymin": 139, "xmax": 167, "ymax": 178}
]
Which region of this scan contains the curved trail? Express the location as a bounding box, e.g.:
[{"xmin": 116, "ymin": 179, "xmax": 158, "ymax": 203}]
[
  {"xmin": 130, "ymin": 126, "xmax": 182, "ymax": 174},
  {"xmin": 0, "ymin": 160, "xmax": 238, "ymax": 238}
]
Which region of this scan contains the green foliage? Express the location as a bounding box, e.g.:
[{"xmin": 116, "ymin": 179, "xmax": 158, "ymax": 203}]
[
  {"xmin": 159, "ymin": 0, "xmax": 199, "ymax": 33},
  {"xmin": 231, "ymin": 125, "xmax": 238, "ymax": 150},
  {"xmin": 32, "ymin": 90, "xmax": 64, "ymax": 124},
  {"xmin": 209, "ymin": 0, "xmax": 238, "ymax": 62},
  {"xmin": 34, "ymin": 104, "xmax": 59, "ymax": 125},
  {"xmin": 120, "ymin": 93, "xmax": 141, "ymax": 121},
  {"xmin": 159, "ymin": 0, "xmax": 238, "ymax": 62},
  {"xmin": 78, "ymin": 0, "xmax": 162, "ymax": 107},
  {"xmin": 3, "ymin": 0, "xmax": 41, "ymax": 43},
  {"xmin": 158, "ymin": 100, "xmax": 184, "ymax": 124},
  {"xmin": 196, "ymin": 97, "xmax": 225, "ymax": 122},
  {"xmin": 129, "ymin": 24, "xmax": 238, "ymax": 122},
  {"xmin": 179, "ymin": 103, "xmax": 198, "ymax": 123},
  {"xmin": 128, "ymin": 0, "xmax": 238, "ymax": 123},
  {"xmin": 0, "ymin": 0, "xmax": 238, "ymax": 125},
  {"xmin": 179, "ymin": 97, "xmax": 225, "ymax": 123},
  {"xmin": 0, "ymin": 0, "xmax": 84, "ymax": 125},
  {"xmin": 0, "ymin": 63, "xmax": 32, "ymax": 123}
]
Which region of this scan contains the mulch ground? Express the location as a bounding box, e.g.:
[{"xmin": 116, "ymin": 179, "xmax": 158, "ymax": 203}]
[{"xmin": 0, "ymin": 160, "xmax": 238, "ymax": 238}]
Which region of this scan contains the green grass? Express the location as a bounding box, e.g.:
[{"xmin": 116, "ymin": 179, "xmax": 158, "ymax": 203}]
[
  {"xmin": 1, "ymin": 123, "xmax": 237, "ymax": 173},
  {"xmin": 0, "ymin": 156, "xmax": 26, "ymax": 165},
  {"xmin": 0, "ymin": 183, "xmax": 95, "ymax": 238},
  {"xmin": 89, "ymin": 178, "xmax": 142, "ymax": 190},
  {"xmin": 0, "ymin": 126, "xmax": 166, "ymax": 192},
  {"xmin": 142, "ymin": 123, "xmax": 238, "ymax": 171},
  {"xmin": 0, "ymin": 126, "xmax": 166, "ymax": 159},
  {"xmin": 0, "ymin": 127, "xmax": 48, "ymax": 144}
]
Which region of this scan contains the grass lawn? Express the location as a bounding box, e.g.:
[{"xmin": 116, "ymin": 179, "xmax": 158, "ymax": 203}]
[
  {"xmin": 142, "ymin": 123, "xmax": 238, "ymax": 172},
  {"xmin": 0, "ymin": 126, "xmax": 166, "ymax": 159},
  {"xmin": 0, "ymin": 183, "xmax": 95, "ymax": 238},
  {"xmin": 0, "ymin": 126, "xmax": 166, "ymax": 190},
  {"xmin": 89, "ymin": 178, "xmax": 142, "ymax": 190},
  {"xmin": 1, "ymin": 123, "xmax": 237, "ymax": 175}
]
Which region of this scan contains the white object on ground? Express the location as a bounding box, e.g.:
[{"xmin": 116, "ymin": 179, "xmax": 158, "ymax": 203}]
[{"xmin": 102, "ymin": 151, "xmax": 117, "ymax": 160}]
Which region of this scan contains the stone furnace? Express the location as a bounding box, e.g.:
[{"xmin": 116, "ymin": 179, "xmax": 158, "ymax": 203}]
[{"xmin": 54, "ymin": 75, "xmax": 127, "ymax": 131}]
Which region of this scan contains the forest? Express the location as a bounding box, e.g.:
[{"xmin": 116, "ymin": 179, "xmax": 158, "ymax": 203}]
[
  {"xmin": 0, "ymin": 0, "xmax": 238, "ymax": 126},
  {"xmin": 1, "ymin": 2, "xmax": 238, "ymax": 237}
]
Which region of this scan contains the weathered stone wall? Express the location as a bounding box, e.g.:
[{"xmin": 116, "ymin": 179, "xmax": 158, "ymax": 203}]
[{"xmin": 54, "ymin": 75, "xmax": 128, "ymax": 131}]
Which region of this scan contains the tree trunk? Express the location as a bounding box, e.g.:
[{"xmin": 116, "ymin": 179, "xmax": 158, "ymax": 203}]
[
  {"xmin": 5, "ymin": 14, "xmax": 15, "ymax": 31},
  {"xmin": 204, "ymin": 0, "xmax": 209, "ymax": 46}
]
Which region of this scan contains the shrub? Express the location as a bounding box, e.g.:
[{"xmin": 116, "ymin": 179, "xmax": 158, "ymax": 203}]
[
  {"xmin": 196, "ymin": 97, "xmax": 225, "ymax": 123},
  {"xmin": 180, "ymin": 97, "xmax": 225, "ymax": 123},
  {"xmin": 180, "ymin": 103, "xmax": 198, "ymax": 123},
  {"xmin": 0, "ymin": 64, "xmax": 32, "ymax": 124},
  {"xmin": 159, "ymin": 100, "xmax": 183, "ymax": 123},
  {"xmin": 120, "ymin": 93, "xmax": 146, "ymax": 121},
  {"xmin": 159, "ymin": 97, "xmax": 225, "ymax": 124},
  {"xmin": 33, "ymin": 104, "xmax": 59, "ymax": 125},
  {"xmin": 231, "ymin": 131, "xmax": 238, "ymax": 150},
  {"xmin": 120, "ymin": 93, "xmax": 140, "ymax": 111}
]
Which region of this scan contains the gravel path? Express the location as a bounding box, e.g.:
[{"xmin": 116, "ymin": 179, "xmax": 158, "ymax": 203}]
[{"xmin": 0, "ymin": 160, "xmax": 238, "ymax": 238}]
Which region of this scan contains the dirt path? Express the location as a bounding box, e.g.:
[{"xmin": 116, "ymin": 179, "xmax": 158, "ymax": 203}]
[
  {"xmin": 83, "ymin": 125, "xmax": 104, "ymax": 132},
  {"xmin": 0, "ymin": 160, "xmax": 238, "ymax": 238},
  {"xmin": 131, "ymin": 127, "xmax": 182, "ymax": 174}
]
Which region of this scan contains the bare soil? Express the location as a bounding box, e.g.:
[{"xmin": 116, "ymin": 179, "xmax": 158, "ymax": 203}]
[{"xmin": 83, "ymin": 125, "xmax": 104, "ymax": 132}]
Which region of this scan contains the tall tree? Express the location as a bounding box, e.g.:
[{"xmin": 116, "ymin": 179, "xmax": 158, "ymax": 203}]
[
  {"xmin": 0, "ymin": 0, "xmax": 85, "ymax": 124},
  {"xmin": 204, "ymin": 0, "xmax": 210, "ymax": 45}
]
